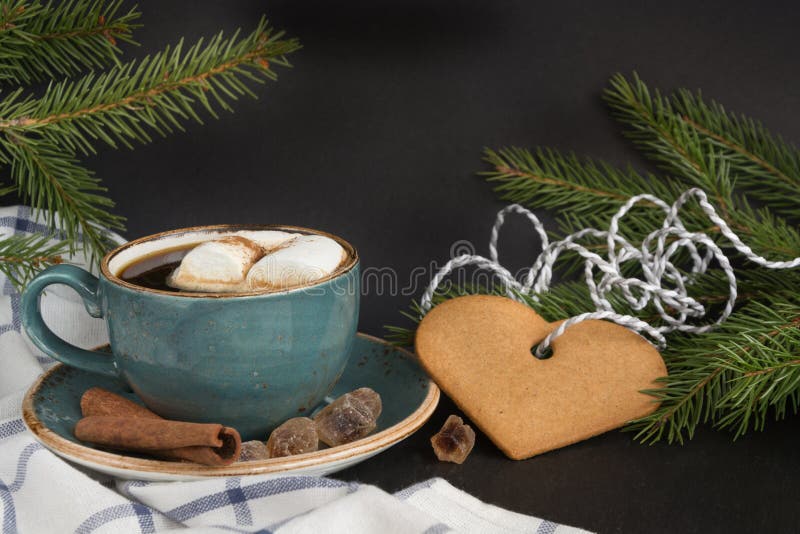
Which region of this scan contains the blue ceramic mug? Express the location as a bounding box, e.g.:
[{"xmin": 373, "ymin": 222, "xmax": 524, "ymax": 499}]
[{"xmin": 22, "ymin": 225, "xmax": 360, "ymax": 440}]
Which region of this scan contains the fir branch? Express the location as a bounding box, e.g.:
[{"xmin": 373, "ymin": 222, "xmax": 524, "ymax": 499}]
[
  {"xmin": 604, "ymin": 72, "xmax": 800, "ymax": 224},
  {"xmin": 0, "ymin": 232, "xmax": 66, "ymax": 288},
  {"xmin": 0, "ymin": 132, "xmax": 123, "ymax": 263},
  {"xmin": 603, "ymin": 73, "xmax": 739, "ymax": 219},
  {"xmin": 630, "ymin": 301, "xmax": 800, "ymax": 443},
  {"xmin": 482, "ymin": 146, "xmax": 679, "ymax": 238},
  {"xmin": 0, "ymin": 0, "xmax": 141, "ymax": 84},
  {"xmin": 672, "ymin": 89, "xmax": 800, "ymax": 221},
  {"xmin": 0, "ymin": 17, "xmax": 300, "ymax": 155},
  {"xmin": 715, "ymin": 329, "xmax": 800, "ymax": 436},
  {"xmin": 482, "ymin": 145, "xmax": 800, "ymax": 262}
]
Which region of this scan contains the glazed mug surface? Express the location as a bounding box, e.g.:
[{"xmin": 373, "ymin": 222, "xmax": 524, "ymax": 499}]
[{"xmin": 21, "ymin": 225, "xmax": 360, "ymax": 440}]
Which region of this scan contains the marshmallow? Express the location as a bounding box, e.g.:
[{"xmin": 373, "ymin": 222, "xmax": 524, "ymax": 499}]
[
  {"xmin": 232, "ymin": 230, "xmax": 297, "ymax": 251},
  {"xmin": 167, "ymin": 236, "xmax": 263, "ymax": 292},
  {"xmin": 247, "ymin": 235, "xmax": 347, "ymax": 290}
]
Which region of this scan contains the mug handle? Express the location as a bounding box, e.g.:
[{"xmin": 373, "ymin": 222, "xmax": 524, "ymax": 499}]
[{"xmin": 21, "ymin": 264, "xmax": 118, "ymax": 377}]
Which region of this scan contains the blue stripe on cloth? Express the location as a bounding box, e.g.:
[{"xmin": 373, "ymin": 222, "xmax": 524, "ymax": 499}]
[
  {"xmin": 0, "ymin": 420, "xmax": 25, "ymax": 441},
  {"xmin": 422, "ymin": 524, "xmax": 451, "ymax": 534},
  {"xmin": 0, "ymin": 216, "xmax": 22, "ymax": 228},
  {"xmin": 0, "ymin": 325, "xmax": 16, "ymax": 335},
  {"xmin": 204, "ymin": 526, "xmax": 272, "ymax": 534},
  {"xmin": 0, "ymin": 443, "xmax": 44, "ymax": 534},
  {"xmin": 132, "ymin": 503, "xmax": 156, "ymax": 534},
  {"xmin": 0, "ymin": 477, "xmax": 16, "ymax": 534},
  {"xmin": 225, "ymin": 478, "xmax": 253, "ymax": 526},
  {"xmin": 6, "ymin": 207, "xmax": 65, "ymax": 243},
  {"xmin": 11, "ymin": 206, "xmax": 117, "ymax": 246},
  {"xmin": 9, "ymin": 301, "xmax": 18, "ymax": 331},
  {"xmin": 8, "ymin": 443, "xmax": 42, "ymax": 492},
  {"xmin": 75, "ymin": 503, "xmax": 156, "ymax": 534},
  {"xmin": 6, "ymin": 285, "xmax": 20, "ymax": 331},
  {"xmin": 240, "ymin": 476, "xmax": 357, "ymax": 501},
  {"xmin": 13, "ymin": 219, "xmax": 62, "ymax": 239},
  {"xmin": 36, "ymin": 355, "xmax": 55, "ymax": 365},
  {"xmin": 2, "ymin": 280, "xmax": 19, "ymax": 333},
  {"xmin": 10, "ymin": 207, "xmax": 66, "ymax": 240},
  {"xmin": 206, "ymin": 526, "xmax": 271, "ymax": 534},
  {"xmin": 166, "ymin": 487, "xmax": 241, "ymax": 523},
  {"xmin": 536, "ymin": 519, "xmax": 559, "ymax": 534},
  {"xmin": 394, "ymin": 478, "xmax": 438, "ymax": 500},
  {"xmin": 166, "ymin": 476, "xmax": 352, "ymax": 524}
]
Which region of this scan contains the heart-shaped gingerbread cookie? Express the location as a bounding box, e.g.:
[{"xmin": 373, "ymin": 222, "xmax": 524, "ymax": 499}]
[{"xmin": 415, "ymin": 295, "xmax": 667, "ymax": 460}]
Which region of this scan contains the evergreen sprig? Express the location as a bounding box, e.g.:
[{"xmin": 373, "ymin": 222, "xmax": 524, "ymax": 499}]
[
  {"xmin": 482, "ymin": 146, "xmax": 681, "ymax": 239},
  {"xmin": 393, "ymin": 73, "xmax": 800, "ymax": 443},
  {"xmin": 605, "ymin": 73, "xmax": 800, "ymax": 222},
  {"xmin": 0, "ymin": 9, "xmax": 299, "ymax": 288},
  {"xmin": 0, "ymin": 0, "xmax": 141, "ymax": 84},
  {"xmin": 630, "ymin": 301, "xmax": 800, "ymax": 443},
  {"xmin": 482, "ymin": 144, "xmax": 800, "ymax": 262},
  {"xmin": 673, "ymin": 90, "xmax": 800, "ymax": 221},
  {"xmin": 0, "ymin": 17, "xmax": 299, "ymax": 154},
  {"xmin": 0, "ymin": 232, "xmax": 66, "ymax": 288},
  {"xmin": 0, "ymin": 133, "xmax": 123, "ymax": 261}
]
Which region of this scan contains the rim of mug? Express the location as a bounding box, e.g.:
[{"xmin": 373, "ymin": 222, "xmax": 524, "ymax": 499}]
[{"xmin": 101, "ymin": 224, "xmax": 359, "ymax": 298}]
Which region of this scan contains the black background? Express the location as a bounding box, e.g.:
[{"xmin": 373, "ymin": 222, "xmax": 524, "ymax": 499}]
[{"xmin": 38, "ymin": 1, "xmax": 800, "ymax": 532}]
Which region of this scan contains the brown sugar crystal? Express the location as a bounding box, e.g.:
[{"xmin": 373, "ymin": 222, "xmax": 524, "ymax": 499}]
[
  {"xmin": 313, "ymin": 388, "xmax": 382, "ymax": 447},
  {"xmin": 266, "ymin": 417, "xmax": 319, "ymax": 457},
  {"xmin": 431, "ymin": 415, "xmax": 475, "ymax": 464},
  {"xmin": 239, "ymin": 440, "xmax": 270, "ymax": 462},
  {"xmin": 348, "ymin": 387, "xmax": 382, "ymax": 419}
]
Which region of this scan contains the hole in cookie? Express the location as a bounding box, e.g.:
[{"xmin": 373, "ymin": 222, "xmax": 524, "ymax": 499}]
[{"xmin": 531, "ymin": 345, "xmax": 553, "ymax": 360}]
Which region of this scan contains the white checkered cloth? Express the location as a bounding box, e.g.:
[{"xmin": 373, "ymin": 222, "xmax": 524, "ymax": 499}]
[{"xmin": 0, "ymin": 206, "xmax": 591, "ymax": 533}]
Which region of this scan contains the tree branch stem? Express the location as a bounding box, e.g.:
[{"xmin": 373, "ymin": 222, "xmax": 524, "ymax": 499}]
[
  {"xmin": 493, "ymin": 165, "xmax": 635, "ymax": 203},
  {"xmin": 681, "ymin": 115, "xmax": 798, "ymax": 188},
  {"xmin": 0, "ymin": 46, "xmax": 271, "ymax": 130}
]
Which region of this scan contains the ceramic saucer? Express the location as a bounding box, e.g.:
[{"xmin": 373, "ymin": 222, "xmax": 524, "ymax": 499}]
[{"xmin": 22, "ymin": 333, "xmax": 439, "ymax": 481}]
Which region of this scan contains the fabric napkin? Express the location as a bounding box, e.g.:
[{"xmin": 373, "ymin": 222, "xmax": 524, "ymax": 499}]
[{"xmin": 0, "ymin": 205, "xmax": 591, "ymax": 533}]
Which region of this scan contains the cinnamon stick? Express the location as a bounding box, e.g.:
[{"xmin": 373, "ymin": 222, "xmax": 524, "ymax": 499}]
[
  {"xmin": 76, "ymin": 387, "xmax": 241, "ymax": 466},
  {"xmin": 81, "ymin": 387, "xmax": 159, "ymax": 419}
]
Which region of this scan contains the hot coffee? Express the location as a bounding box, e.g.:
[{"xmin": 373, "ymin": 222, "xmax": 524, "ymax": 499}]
[
  {"xmin": 123, "ymin": 259, "xmax": 184, "ymax": 292},
  {"xmin": 118, "ymin": 228, "xmax": 350, "ymax": 293}
]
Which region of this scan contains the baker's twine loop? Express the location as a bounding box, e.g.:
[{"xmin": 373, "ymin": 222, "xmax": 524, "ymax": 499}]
[{"xmin": 419, "ymin": 188, "xmax": 800, "ymax": 358}]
